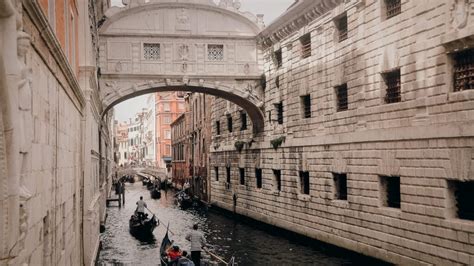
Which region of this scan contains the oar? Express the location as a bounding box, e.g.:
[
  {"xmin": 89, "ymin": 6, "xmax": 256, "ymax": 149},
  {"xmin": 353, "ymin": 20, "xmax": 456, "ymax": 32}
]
[{"xmin": 203, "ymin": 247, "xmax": 228, "ymax": 265}]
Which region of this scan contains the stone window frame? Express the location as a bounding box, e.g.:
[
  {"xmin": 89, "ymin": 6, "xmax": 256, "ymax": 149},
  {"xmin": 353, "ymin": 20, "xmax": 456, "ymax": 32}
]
[
  {"xmin": 379, "ymin": 175, "xmax": 401, "ymax": 209},
  {"xmin": 381, "ymin": 68, "xmax": 402, "ymax": 104},
  {"xmin": 335, "ymin": 83, "xmax": 348, "ymax": 112},
  {"xmin": 143, "ymin": 42, "xmax": 161, "ymax": 61},
  {"xmin": 451, "ymin": 48, "xmax": 474, "ymax": 92},
  {"xmin": 207, "ymin": 44, "xmax": 225, "ymax": 61},
  {"xmin": 299, "ymin": 33, "xmax": 312, "ymax": 59},
  {"xmin": 300, "ymin": 94, "xmax": 312, "ymax": 119},
  {"xmin": 272, "ymin": 169, "xmax": 282, "ymax": 193},
  {"xmin": 255, "ymin": 168, "xmax": 263, "ymax": 189},
  {"xmin": 381, "ymin": 0, "xmax": 402, "ymax": 20},
  {"xmin": 334, "ymin": 12, "xmax": 348, "ymax": 43},
  {"xmin": 298, "ymin": 171, "xmax": 310, "ymax": 195},
  {"xmin": 333, "ymin": 172, "xmax": 348, "ymax": 201}
]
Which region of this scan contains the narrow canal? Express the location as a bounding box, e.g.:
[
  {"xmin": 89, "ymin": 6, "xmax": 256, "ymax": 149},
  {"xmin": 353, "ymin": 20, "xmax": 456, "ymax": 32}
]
[{"xmin": 98, "ymin": 182, "xmax": 390, "ymax": 265}]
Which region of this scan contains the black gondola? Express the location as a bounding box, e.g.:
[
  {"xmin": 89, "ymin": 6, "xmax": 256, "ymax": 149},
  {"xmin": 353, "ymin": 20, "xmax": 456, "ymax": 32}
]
[
  {"xmin": 176, "ymin": 191, "xmax": 193, "ymax": 209},
  {"xmin": 150, "ymin": 186, "xmax": 161, "ymax": 199},
  {"xmin": 160, "ymin": 225, "xmax": 173, "ymax": 266},
  {"xmin": 129, "ymin": 212, "xmax": 158, "ymax": 237}
]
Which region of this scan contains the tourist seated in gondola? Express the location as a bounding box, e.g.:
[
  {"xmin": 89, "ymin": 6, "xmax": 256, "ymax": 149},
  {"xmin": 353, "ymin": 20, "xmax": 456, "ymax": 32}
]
[
  {"xmin": 135, "ymin": 196, "xmax": 147, "ymax": 220},
  {"xmin": 166, "ymin": 245, "xmax": 182, "ymax": 266},
  {"xmin": 177, "ymin": 251, "xmax": 194, "ymax": 266}
]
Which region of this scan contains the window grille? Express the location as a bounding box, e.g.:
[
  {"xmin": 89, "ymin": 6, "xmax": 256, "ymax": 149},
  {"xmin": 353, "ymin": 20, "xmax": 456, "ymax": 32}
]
[
  {"xmin": 144, "ymin": 43, "xmax": 160, "ymax": 60},
  {"xmin": 380, "ymin": 176, "xmax": 401, "ymax": 208},
  {"xmin": 453, "ymin": 48, "xmax": 474, "ymax": 92},
  {"xmin": 385, "ymin": 0, "xmax": 401, "ymax": 19},
  {"xmin": 276, "ymin": 102, "xmax": 283, "ymax": 124},
  {"xmin": 299, "ymin": 171, "xmax": 310, "ymax": 195},
  {"xmin": 336, "ymin": 15, "xmax": 348, "ymax": 42},
  {"xmin": 383, "ymin": 69, "xmax": 401, "ymax": 103},
  {"xmin": 273, "ymin": 169, "xmax": 282, "ymax": 191},
  {"xmin": 215, "ymin": 167, "xmax": 219, "ymax": 181},
  {"xmin": 300, "ymin": 33, "xmax": 311, "ymax": 59},
  {"xmin": 301, "ymin": 95, "xmax": 311, "ymax": 118},
  {"xmin": 226, "ymin": 167, "xmax": 231, "ymax": 184},
  {"xmin": 333, "ymin": 173, "xmax": 347, "ymax": 200},
  {"xmin": 255, "ymin": 168, "xmax": 262, "ymax": 189},
  {"xmin": 216, "ymin": 121, "xmax": 221, "ymax": 135},
  {"xmin": 240, "ymin": 112, "xmax": 247, "ymax": 131},
  {"xmin": 335, "ymin": 84, "xmax": 348, "ymax": 111},
  {"xmin": 239, "ymin": 168, "xmax": 245, "ymax": 185},
  {"xmin": 450, "ymin": 181, "xmax": 474, "ymax": 221},
  {"xmin": 208, "ymin": 44, "xmax": 224, "ymax": 61},
  {"xmin": 227, "ymin": 116, "xmax": 233, "ymax": 132},
  {"xmin": 274, "ymin": 49, "xmax": 282, "ymax": 68}
]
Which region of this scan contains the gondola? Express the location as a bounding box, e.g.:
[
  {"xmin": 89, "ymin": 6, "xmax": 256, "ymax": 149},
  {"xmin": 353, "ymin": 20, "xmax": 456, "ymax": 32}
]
[
  {"xmin": 160, "ymin": 225, "xmax": 173, "ymax": 266},
  {"xmin": 150, "ymin": 186, "xmax": 161, "ymax": 199},
  {"xmin": 176, "ymin": 191, "xmax": 193, "ymax": 209},
  {"xmin": 129, "ymin": 212, "xmax": 158, "ymax": 237}
]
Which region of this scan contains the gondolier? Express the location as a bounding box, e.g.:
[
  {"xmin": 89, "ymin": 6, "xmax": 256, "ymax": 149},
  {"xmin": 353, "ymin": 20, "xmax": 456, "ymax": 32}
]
[
  {"xmin": 136, "ymin": 196, "xmax": 147, "ymax": 219},
  {"xmin": 185, "ymin": 224, "xmax": 205, "ymax": 266}
]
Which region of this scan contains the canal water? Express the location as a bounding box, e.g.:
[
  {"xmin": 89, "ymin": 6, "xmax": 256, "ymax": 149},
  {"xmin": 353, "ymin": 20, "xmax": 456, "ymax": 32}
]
[{"xmin": 98, "ymin": 182, "xmax": 390, "ymax": 265}]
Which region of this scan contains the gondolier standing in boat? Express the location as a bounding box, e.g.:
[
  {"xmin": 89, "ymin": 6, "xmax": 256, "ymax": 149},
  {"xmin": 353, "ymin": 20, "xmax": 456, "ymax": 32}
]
[
  {"xmin": 136, "ymin": 196, "xmax": 147, "ymax": 220},
  {"xmin": 185, "ymin": 224, "xmax": 205, "ymax": 266}
]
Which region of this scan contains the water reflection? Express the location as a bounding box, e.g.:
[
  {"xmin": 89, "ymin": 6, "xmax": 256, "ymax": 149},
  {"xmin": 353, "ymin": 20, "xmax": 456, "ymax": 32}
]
[{"xmin": 98, "ymin": 182, "xmax": 390, "ymax": 265}]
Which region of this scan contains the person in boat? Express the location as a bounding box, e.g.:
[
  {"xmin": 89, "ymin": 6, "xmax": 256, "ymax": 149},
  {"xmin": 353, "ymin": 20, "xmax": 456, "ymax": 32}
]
[
  {"xmin": 185, "ymin": 224, "xmax": 205, "ymax": 266},
  {"xmin": 177, "ymin": 251, "xmax": 195, "ymax": 266},
  {"xmin": 166, "ymin": 245, "xmax": 182, "ymax": 266},
  {"xmin": 135, "ymin": 196, "xmax": 147, "ymax": 220}
]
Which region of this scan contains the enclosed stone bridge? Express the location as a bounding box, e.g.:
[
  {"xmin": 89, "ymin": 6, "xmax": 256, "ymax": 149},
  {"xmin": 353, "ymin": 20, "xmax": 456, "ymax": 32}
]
[{"xmin": 98, "ymin": 0, "xmax": 266, "ymax": 132}]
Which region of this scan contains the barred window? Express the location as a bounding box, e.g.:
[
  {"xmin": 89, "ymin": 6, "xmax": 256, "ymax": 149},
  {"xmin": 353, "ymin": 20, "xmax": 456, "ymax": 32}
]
[
  {"xmin": 449, "ymin": 180, "xmax": 474, "ymax": 221},
  {"xmin": 276, "ymin": 102, "xmax": 283, "ymax": 124},
  {"xmin": 216, "ymin": 121, "xmax": 221, "ymax": 135},
  {"xmin": 301, "ymin": 94, "xmax": 311, "ymax": 118},
  {"xmin": 208, "ymin": 44, "xmax": 224, "ymax": 61},
  {"xmin": 385, "ymin": 0, "xmax": 401, "ymax": 19},
  {"xmin": 273, "ymin": 169, "xmax": 282, "ymax": 191},
  {"xmin": 226, "ymin": 167, "xmax": 231, "ymax": 184},
  {"xmin": 333, "ymin": 173, "xmax": 347, "ymax": 200},
  {"xmin": 453, "ymin": 48, "xmax": 474, "ymax": 92},
  {"xmin": 215, "ymin": 167, "xmax": 219, "ymax": 181},
  {"xmin": 255, "ymin": 168, "xmax": 262, "ymax": 189},
  {"xmin": 336, "ymin": 14, "xmax": 348, "ymax": 42},
  {"xmin": 299, "ymin": 171, "xmax": 310, "ymax": 195},
  {"xmin": 240, "ymin": 112, "xmax": 247, "ymax": 131},
  {"xmin": 227, "ymin": 115, "xmax": 233, "ymax": 133},
  {"xmin": 380, "ymin": 176, "xmax": 401, "ymax": 208},
  {"xmin": 383, "ymin": 69, "xmax": 401, "ymax": 103},
  {"xmin": 274, "ymin": 49, "xmax": 282, "ymax": 68},
  {"xmin": 335, "ymin": 84, "xmax": 348, "ymax": 111},
  {"xmin": 300, "ymin": 33, "xmax": 311, "ymax": 59},
  {"xmin": 144, "ymin": 43, "xmax": 160, "ymax": 60},
  {"xmin": 239, "ymin": 168, "xmax": 245, "ymax": 185}
]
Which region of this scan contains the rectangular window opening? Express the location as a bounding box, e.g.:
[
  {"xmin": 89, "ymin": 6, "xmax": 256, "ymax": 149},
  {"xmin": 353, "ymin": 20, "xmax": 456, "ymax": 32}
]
[
  {"xmin": 214, "ymin": 167, "xmax": 219, "ymax": 181},
  {"xmin": 299, "ymin": 171, "xmax": 310, "ymax": 195},
  {"xmin": 144, "ymin": 43, "xmax": 160, "ymax": 60},
  {"xmin": 227, "ymin": 116, "xmax": 233, "ymax": 133},
  {"xmin": 300, "ymin": 33, "xmax": 311, "ymax": 59},
  {"xmin": 336, "ymin": 14, "xmax": 348, "ymax": 42},
  {"xmin": 239, "ymin": 168, "xmax": 245, "ymax": 185},
  {"xmin": 275, "ymin": 102, "xmax": 283, "ymax": 125},
  {"xmin": 385, "ymin": 0, "xmax": 401, "ymax": 19},
  {"xmin": 380, "ymin": 175, "xmax": 401, "ymax": 208},
  {"xmin": 335, "ymin": 83, "xmax": 348, "ymax": 111},
  {"xmin": 273, "ymin": 169, "xmax": 282, "ymax": 191},
  {"xmin": 216, "ymin": 121, "xmax": 221, "ymax": 135},
  {"xmin": 333, "ymin": 173, "xmax": 347, "ymax": 200},
  {"xmin": 453, "ymin": 48, "xmax": 474, "ymax": 92},
  {"xmin": 255, "ymin": 168, "xmax": 262, "ymax": 189},
  {"xmin": 226, "ymin": 167, "xmax": 231, "ymax": 184},
  {"xmin": 240, "ymin": 112, "xmax": 247, "ymax": 131},
  {"xmin": 208, "ymin": 44, "xmax": 224, "ymax": 61},
  {"xmin": 301, "ymin": 94, "xmax": 311, "ymax": 118},
  {"xmin": 383, "ymin": 69, "xmax": 401, "ymax": 103},
  {"xmin": 274, "ymin": 49, "xmax": 282, "ymax": 68},
  {"xmin": 449, "ymin": 180, "xmax": 474, "ymax": 221}
]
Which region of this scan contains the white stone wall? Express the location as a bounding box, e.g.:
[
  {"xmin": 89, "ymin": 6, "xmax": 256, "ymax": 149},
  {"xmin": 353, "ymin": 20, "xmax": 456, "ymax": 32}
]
[{"xmin": 210, "ymin": 0, "xmax": 474, "ymax": 264}]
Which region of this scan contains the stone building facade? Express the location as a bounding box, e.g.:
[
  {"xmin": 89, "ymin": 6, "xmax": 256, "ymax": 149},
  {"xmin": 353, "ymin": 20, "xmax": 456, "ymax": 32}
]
[
  {"xmin": 0, "ymin": 0, "xmax": 113, "ymax": 265},
  {"xmin": 209, "ymin": 0, "xmax": 474, "ymax": 265},
  {"xmin": 171, "ymin": 113, "xmax": 189, "ymax": 188}
]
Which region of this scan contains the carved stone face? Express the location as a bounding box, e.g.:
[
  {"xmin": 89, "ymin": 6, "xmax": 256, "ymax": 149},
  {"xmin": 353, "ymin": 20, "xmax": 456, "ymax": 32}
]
[{"xmin": 17, "ymin": 35, "xmax": 30, "ymax": 57}]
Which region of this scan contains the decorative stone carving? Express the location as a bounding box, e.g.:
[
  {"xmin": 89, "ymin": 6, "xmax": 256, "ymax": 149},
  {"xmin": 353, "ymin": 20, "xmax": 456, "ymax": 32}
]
[
  {"xmin": 181, "ymin": 63, "xmax": 188, "ymax": 73},
  {"xmin": 178, "ymin": 44, "xmax": 189, "ymax": 61},
  {"xmin": 451, "ymin": 0, "xmax": 470, "ymax": 29},
  {"xmin": 243, "ymin": 63, "xmax": 250, "ymax": 74},
  {"xmin": 176, "ymin": 8, "xmax": 191, "ymax": 31},
  {"xmin": 182, "ymin": 76, "xmax": 189, "ymax": 85},
  {"xmin": 199, "ymin": 79, "xmax": 204, "ymax": 87},
  {"xmin": 115, "ymin": 61, "xmax": 123, "ymax": 72}
]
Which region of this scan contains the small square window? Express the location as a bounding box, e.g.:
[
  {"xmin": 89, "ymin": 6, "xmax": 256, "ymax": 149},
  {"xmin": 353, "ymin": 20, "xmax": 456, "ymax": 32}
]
[
  {"xmin": 300, "ymin": 33, "xmax": 311, "ymax": 58},
  {"xmin": 144, "ymin": 43, "xmax": 160, "ymax": 60},
  {"xmin": 208, "ymin": 44, "xmax": 224, "ymax": 61},
  {"xmin": 255, "ymin": 168, "xmax": 262, "ymax": 189},
  {"xmin": 453, "ymin": 48, "xmax": 474, "ymax": 92},
  {"xmin": 448, "ymin": 180, "xmax": 474, "ymax": 221},
  {"xmin": 301, "ymin": 95, "xmax": 311, "ymax": 118},
  {"xmin": 380, "ymin": 175, "xmax": 401, "ymax": 208},
  {"xmin": 226, "ymin": 167, "xmax": 231, "ymax": 184},
  {"xmin": 227, "ymin": 116, "xmax": 233, "ymax": 133},
  {"xmin": 274, "ymin": 49, "xmax": 282, "ymax": 68},
  {"xmin": 214, "ymin": 167, "xmax": 219, "ymax": 181},
  {"xmin": 240, "ymin": 112, "xmax": 247, "ymax": 131},
  {"xmin": 385, "ymin": 0, "xmax": 401, "ymax": 19},
  {"xmin": 216, "ymin": 121, "xmax": 221, "ymax": 135},
  {"xmin": 383, "ymin": 69, "xmax": 401, "ymax": 103},
  {"xmin": 275, "ymin": 102, "xmax": 283, "ymax": 125},
  {"xmin": 335, "ymin": 14, "xmax": 348, "ymax": 42},
  {"xmin": 335, "ymin": 84, "xmax": 348, "ymax": 111},
  {"xmin": 273, "ymin": 169, "xmax": 282, "ymax": 191},
  {"xmin": 299, "ymin": 171, "xmax": 310, "ymax": 195},
  {"xmin": 239, "ymin": 168, "xmax": 245, "ymax": 185},
  {"xmin": 333, "ymin": 173, "xmax": 347, "ymax": 200}
]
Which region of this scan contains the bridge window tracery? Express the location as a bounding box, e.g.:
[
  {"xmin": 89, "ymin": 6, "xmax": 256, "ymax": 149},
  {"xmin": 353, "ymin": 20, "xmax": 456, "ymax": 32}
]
[
  {"xmin": 143, "ymin": 43, "xmax": 160, "ymax": 60},
  {"xmin": 207, "ymin": 44, "xmax": 224, "ymax": 61}
]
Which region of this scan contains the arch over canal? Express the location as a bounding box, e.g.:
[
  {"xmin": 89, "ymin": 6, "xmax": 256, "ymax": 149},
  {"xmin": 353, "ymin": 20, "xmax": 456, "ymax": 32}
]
[{"xmin": 98, "ymin": 0, "xmax": 266, "ymax": 132}]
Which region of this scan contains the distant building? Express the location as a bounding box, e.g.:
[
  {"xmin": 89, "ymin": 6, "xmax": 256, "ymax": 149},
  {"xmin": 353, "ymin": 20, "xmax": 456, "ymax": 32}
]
[
  {"xmin": 143, "ymin": 94, "xmax": 156, "ymax": 166},
  {"xmin": 171, "ymin": 113, "xmax": 189, "ymax": 188},
  {"xmin": 115, "ymin": 121, "xmax": 129, "ymax": 166},
  {"xmin": 155, "ymin": 92, "xmax": 185, "ymax": 169}
]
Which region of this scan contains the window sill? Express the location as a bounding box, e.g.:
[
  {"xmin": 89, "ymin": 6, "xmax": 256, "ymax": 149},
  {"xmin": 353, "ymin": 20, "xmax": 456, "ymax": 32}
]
[
  {"xmin": 332, "ymin": 199, "xmax": 349, "ymax": 207},
  {"xmin": 271, "ymin": 190, "xmax": 280, "ymax": 196},
  {"xmin": 297, "ymin": 194, "xmax": 311, "ymax": 201},
  {"xmin": 379, "ymin": 206, "xmax": 402, "ymax": 216},
  {"xmin": 448, "ymin": 89, "xmax": 474, "ymax": 103}
]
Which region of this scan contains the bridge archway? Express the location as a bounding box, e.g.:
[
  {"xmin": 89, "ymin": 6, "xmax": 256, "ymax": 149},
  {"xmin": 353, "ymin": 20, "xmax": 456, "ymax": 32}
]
[{"xmin": 98, "ymin": 0, "xmax": 265, "ymax": 132}]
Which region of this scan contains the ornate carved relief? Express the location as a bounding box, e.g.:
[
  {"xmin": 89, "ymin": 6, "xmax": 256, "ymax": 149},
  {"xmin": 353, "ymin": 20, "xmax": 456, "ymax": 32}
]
[
  {"xmin": 178, "ymin": 44, "xmax": 189, "ymax": 61},
  {"xmin": 451, "ymin": 0, "xmax": 470, "ymax": 29},
  {"xmin": 176, "ymin": 8, "xmax": 191, "ymax": 31}
]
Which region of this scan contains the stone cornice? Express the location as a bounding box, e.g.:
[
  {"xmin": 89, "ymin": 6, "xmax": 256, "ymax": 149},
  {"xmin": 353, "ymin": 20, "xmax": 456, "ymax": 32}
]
[
  {"xmin": 257, "ymin": 0, "xmax": 342, "ymax": 49},
  {"xmin": 22, "ymin": 0, "xmax": 86, "ymax": 113}
]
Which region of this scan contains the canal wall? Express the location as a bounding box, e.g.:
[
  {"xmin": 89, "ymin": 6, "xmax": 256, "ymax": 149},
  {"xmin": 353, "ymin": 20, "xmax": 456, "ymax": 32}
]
[{"xmin": 209, "ymin": 0, "xmax": 474, "ymax": 265}]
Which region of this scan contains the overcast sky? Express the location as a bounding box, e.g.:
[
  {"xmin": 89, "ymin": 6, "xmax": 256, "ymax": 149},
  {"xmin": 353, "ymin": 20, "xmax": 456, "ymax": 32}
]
[{"xmin": 112, "ymin": 0, "xmax": 295, "ymax": 122}]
